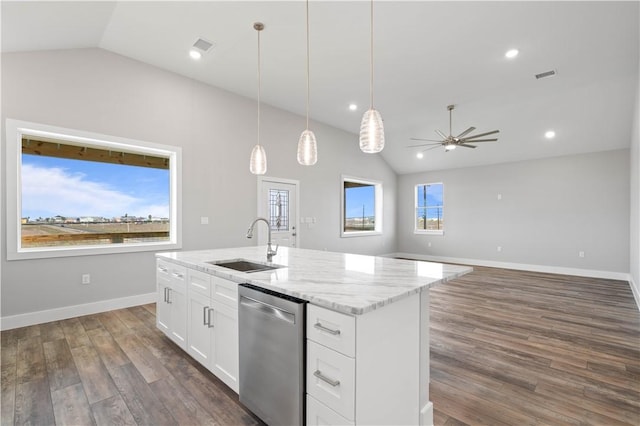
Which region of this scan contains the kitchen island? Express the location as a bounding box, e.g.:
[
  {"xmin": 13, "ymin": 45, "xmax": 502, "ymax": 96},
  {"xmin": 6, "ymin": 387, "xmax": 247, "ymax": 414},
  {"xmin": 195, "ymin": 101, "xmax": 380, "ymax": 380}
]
[{"xmin": 156, "ymin": 246, "xmax": 472, "ymax": 426}]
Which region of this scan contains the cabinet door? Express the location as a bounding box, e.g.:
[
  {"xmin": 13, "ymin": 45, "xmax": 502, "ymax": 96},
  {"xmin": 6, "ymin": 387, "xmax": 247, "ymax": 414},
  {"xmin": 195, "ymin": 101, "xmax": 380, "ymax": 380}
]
[
  {"xmin": 211, "ymin": 300, "xmax": 239, "ymax": 393},
  {"xmin": 156, "ymin": 279, "xmax": 171, "ymax": 335},
  {"xmin": 188, "ymin": 291, "xmax": 212, "ymax": 365},
  {"xmin": 168, "ymin": 281, "xmax": 187, "ymax": 350}
]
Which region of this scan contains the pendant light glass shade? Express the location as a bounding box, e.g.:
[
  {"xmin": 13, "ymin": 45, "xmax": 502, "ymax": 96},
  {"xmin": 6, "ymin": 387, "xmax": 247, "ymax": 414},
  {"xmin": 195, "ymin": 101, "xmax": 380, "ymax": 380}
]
[
  {"xmin": 250, "ymin": 144, "xmax": 267, "ymax": 174},
  {"xmin": 297, "ymin": 0, "xmax": 318, "ymax": 166},
  {"xmin": 359, "ymin": 108, "xmax": 385, "ymax": 153},
  {"xmin": 359, "ymin": 0, "xmax": 385, "ymax": 154},
  {"xmin": 250, "ymin": 22, "xmax": 267, "ymax": 175},
  {"xmin": 297, "ymin": 129, "xmax": 317, "ymax": 165}
]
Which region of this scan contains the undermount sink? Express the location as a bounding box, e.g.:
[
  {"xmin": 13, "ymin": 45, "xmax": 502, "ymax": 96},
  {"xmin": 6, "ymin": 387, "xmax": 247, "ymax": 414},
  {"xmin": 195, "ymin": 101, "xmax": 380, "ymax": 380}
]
[{"xmin": 207, "ymin": 259, "xmax": 284, "ymax": 273}]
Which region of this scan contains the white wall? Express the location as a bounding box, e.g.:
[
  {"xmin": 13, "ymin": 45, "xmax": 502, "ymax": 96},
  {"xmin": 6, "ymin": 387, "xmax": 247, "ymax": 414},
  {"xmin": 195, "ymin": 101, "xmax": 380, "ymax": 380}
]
[
  {"xmin": 397, "ymin": 150, "xmax": 630, "ymax": 276},
  {"xmin": 630, "ymin": 52, "xmax": 640, "ymax": 304},
  {"xmin": 1, "ymin": 48, "xmax": 397, "ymax": 319}
]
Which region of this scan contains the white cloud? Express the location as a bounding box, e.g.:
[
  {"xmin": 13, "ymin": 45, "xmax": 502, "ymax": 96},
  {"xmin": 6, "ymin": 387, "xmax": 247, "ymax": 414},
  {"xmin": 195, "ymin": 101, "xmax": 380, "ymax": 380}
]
[{"xmin": 21, "ymin": 164, "xmax": 169, "ymax": 218}]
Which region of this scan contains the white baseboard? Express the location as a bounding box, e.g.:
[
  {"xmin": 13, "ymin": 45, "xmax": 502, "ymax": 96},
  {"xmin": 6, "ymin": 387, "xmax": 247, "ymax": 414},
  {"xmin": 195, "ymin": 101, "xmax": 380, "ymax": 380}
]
[
  {"xmin": 420, "ymin": 401, "xmax": 434, "ymax": 426},
  {"xmin": 630, "ymin": 275, "xmax": 640, "ymax": 311},
  {"xmin": 1, "ymin": 292, "xmax": 156, "ymax": 331},
  {"xmin": 390, "ymin": 252, "xmax": 630, "ymax": 281}
]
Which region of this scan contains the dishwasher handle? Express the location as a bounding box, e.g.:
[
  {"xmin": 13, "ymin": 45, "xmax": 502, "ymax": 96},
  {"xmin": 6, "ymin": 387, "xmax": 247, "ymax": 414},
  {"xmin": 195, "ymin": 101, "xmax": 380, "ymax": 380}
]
[{"xmin": 240, "ymin": 295, "xmax": 296, "ymax": 324}]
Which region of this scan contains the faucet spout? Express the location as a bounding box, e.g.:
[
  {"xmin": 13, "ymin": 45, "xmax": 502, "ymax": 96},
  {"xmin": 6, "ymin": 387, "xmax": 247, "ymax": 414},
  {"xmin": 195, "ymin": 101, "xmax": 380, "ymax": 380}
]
[{"xmin": 247, "ymin": 217, "xmax": 278, "ymax": 262}]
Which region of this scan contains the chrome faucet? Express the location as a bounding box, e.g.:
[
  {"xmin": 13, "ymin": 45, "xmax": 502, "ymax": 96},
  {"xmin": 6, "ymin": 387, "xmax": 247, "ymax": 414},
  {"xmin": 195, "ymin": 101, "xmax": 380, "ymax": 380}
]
[{"xmin": 246, "ymin": 217, "xmax": 278, "ymax": 262}]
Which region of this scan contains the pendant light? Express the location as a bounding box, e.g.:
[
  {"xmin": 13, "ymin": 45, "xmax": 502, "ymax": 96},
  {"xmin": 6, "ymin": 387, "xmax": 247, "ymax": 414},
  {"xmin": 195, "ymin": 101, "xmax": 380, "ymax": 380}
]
[
  {"xmin": 250, "ymin": 22, "xmax": 267, "ymax": 175},
  {"xmin": 297, "ymin": 0, "xmax": 318, "ymax": 165},
  {"xmin": 359, "ymin": 0, "xmax": 385, "ymax": 154}
]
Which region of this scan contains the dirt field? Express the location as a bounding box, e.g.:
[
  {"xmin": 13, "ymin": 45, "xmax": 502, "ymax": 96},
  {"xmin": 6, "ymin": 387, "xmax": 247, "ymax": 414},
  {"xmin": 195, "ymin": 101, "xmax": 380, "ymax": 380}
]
[{"xmin": 22, "ymin": 222, "xmax": 169, "ymax": 236}]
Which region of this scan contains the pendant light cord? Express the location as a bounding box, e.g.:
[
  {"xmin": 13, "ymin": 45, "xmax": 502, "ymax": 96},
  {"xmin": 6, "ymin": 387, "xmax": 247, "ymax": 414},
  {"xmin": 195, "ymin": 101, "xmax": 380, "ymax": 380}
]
[
  {"xmin": 305, "ymin": 0, "xmax": 310, "ymax": 130},
  {"xmin": 257, "ymin": 27, "xmax": 262, "ymax": 147},
  {"xmin": 370, "ymin": 0, "xmax": 374, "ymax": 109}
]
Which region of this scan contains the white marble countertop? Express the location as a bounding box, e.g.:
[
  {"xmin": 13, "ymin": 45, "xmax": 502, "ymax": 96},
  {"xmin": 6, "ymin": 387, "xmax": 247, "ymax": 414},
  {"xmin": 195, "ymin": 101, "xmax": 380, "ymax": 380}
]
[{"xmin": 157, "ymin": 246, "xmax": 472, "ymax": 315}]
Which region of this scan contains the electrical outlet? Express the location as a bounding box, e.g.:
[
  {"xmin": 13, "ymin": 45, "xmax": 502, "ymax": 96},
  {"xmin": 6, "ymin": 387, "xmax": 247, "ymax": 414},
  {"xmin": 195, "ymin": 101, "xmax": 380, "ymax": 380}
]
[
  {"xmin": 428, "ymin": 242, "xmax": 432, "ymax": 247},
  {"xmin": 82, "ymin": 274, "xmax": 91, "ymax": 284},
  {"xmin": 497, "ymin": 246, "xmax": 502, "ymax": 252},
  {"xmin": 200, "ymin": 216, "xmax": 209, "ymax": 225},
  {"xmin": 579, "ymin": 251, "xmax": 585, "ymax": 258},
  {"xmin": 497, "ymin": 193, "xmax": 502, "ymax": 200}
]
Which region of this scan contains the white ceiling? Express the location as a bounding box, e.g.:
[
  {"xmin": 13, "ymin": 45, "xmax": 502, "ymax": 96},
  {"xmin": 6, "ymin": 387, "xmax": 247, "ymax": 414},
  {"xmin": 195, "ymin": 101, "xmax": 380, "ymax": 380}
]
[{"xmin": 2, "ymin": 1, "xmax": 639, "ymax": 174}]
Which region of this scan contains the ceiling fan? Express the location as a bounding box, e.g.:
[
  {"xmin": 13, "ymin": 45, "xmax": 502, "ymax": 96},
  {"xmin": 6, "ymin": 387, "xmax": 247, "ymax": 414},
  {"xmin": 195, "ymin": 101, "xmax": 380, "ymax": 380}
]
[{"xmin": 409, "ymin": 105, "xmax": 499, "ymax": 152}]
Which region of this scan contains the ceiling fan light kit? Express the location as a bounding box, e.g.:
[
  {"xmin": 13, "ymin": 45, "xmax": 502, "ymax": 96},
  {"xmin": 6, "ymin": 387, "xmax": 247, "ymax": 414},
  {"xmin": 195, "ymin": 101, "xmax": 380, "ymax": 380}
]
[{"xmin": 408, "ymin": 104, "xmax": 500, "ymax": 153}]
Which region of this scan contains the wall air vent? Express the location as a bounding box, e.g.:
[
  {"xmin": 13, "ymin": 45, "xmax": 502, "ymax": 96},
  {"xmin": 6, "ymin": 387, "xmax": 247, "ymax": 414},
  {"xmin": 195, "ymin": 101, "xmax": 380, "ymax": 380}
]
[
  {"xmin": 535, "ymin": 69, "xmax": 557, "ymax": 80},
  {"xmin": 193, "ymin": 37, "xmax": 215, "ymax": 53}
]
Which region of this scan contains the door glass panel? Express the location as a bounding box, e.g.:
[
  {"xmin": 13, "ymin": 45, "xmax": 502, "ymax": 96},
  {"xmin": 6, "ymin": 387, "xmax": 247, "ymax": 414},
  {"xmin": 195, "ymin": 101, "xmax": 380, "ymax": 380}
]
[{"xmin": 269, "ymin": 189, "xmax": 289, "ymax": 231}]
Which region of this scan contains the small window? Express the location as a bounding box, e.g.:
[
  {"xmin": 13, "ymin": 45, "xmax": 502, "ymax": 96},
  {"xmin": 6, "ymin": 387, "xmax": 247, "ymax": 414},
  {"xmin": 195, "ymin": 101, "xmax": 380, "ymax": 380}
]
[
  {"xmin": 415, "ymin": 183, "xmax": 444, "ymax": 235},
  {"xmin": 6, "ymin": 119, "xmax": 182, "ymax": 260},
  {"xmin": 341, "ymin": 176, "xmax": 382, "ymax": 237}
]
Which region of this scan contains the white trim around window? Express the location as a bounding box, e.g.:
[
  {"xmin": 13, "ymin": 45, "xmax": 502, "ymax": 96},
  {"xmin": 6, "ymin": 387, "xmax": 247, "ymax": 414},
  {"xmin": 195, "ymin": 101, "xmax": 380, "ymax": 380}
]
[
  {"xmin": 5, "ymin": 119, "xmax": 182, "ymax": 260},
  {"xmin": 340, "ymin": 175, "xmax": 383, "ymax": 237},
  {"xmin": 414, "ymin": 182, "xmax": 444, "ymax": 236}
]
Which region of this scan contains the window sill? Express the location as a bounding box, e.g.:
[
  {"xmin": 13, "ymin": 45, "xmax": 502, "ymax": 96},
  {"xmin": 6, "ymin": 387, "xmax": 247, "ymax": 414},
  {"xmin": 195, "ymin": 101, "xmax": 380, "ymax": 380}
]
[
  {"xmin": 414, "ymin": 230, "xmax": 444, "ymax": 236},
  {"xmin": 7, "ymin": 241, "xmax": 181, "ymax": 261},
  {"xmin": 341, "ymin": 231, "xmax": 382, "ymax": 238}
]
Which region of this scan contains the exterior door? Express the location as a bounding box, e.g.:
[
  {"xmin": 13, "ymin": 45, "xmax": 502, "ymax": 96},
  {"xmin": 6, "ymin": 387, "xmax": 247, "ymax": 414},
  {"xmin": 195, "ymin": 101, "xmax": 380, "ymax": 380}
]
[{"xmin": 258, "ymin": 177, "xmax": 299, "ymax": 248}]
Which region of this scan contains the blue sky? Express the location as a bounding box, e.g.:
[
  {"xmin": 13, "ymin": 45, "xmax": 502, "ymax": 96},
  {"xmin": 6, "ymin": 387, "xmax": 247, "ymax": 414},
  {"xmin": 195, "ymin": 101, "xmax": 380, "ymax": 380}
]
[
  {"xmin": 345, "ymin": 186, "xmax": 375, "ymax": 219},
  {"xmin": 417, "ymin": 183, "xmax": 443, "ymax": 219},
  {"xmin": 417, "ymin": 184, "xmax": 443, "ymax": 207},
  {"xmin": 22, "ymin": 154, "xmax": 170, "ymax": 219}
]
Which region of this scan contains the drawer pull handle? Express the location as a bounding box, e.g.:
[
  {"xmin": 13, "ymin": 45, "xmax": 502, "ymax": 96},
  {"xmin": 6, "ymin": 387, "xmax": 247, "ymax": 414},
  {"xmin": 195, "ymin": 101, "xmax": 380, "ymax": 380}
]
[
  {"xmin": 172, "ymin": 272, "xmax": 184, "ymax": 279},
  {"xmin": 313, "ymin": 370, "xmax": 340, "ymax": 387},
  {"xmin": 158, "ymin": 267, "xmax": 168, "ymax": 273},
  {"xmin": 207, "ymin": 308, "xmax": 214, "ymax": 328},
  {"xmin": 314, "ymin": 322, "xmax": 341, "ymax": 336},
  {"xmin": 203, "ymin": 306, "xmax": 210, "ymax": 325}
]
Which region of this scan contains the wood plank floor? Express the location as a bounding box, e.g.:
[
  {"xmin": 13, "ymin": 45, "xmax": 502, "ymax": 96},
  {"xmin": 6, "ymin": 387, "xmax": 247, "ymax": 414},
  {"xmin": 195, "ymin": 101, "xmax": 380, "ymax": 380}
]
[
  {"xmin": 430, "ymin": 266, "xmax": 640, "ymax": 426},
  {"xmin": 1, "ymin": 266, "xmax": 638, "ymax": 425},
  {"xmin": 1, "ymin": 304, "xmax": 261, "ymax": 426}
]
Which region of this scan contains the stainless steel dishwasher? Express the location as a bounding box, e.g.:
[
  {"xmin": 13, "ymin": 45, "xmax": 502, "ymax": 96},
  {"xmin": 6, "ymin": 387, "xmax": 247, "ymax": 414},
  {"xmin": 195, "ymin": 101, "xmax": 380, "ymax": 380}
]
[{"xmin": 238, "ymin": 283, "xmax": 307, "ymax": 426}]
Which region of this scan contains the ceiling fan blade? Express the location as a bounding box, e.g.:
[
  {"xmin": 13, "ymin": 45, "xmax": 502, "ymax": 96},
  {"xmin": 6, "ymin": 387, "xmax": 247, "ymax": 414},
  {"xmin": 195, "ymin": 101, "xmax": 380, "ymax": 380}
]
[
  {"xmin": 456, "ymin": 126, "xmax": 476, "ymax": 139},
  {"xmin": 462, "ymin": 130, "xmax": 500, "ymax": 140},
  {"xmin": 458, "ymin": 138, "xmax": 498, "ymax": 143},
  {"xmin": 457, "ymin": 144, "xmax": 477, "ymax": 149},
  {"xmin": 421, "ymin": 145, "xmax": 442, "ymax": 152},
  {"xmin": 410, "ymin": 137, "xmax": 442, "ymax": 142},
  {"xmin": 407, "ymin": 143, "xmax": 441, "ymax": 148},
  {"xmin": 435, "ymin": 129, "xmax": 448, "ymax": 140}
]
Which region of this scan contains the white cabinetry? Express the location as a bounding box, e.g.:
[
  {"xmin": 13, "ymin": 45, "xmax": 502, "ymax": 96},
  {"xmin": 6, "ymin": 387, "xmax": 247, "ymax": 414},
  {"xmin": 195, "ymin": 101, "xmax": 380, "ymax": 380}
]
[
  {"xmin": 307, "ymin": 294, "xmax": 422, "ymax": 425},
  {"xmin": 156, "ymin": 260, "xmax": 187, "ymax": 350},
  {"xmin": 185, "ymin": 269, "xmax": 239, "ymax": 393}
]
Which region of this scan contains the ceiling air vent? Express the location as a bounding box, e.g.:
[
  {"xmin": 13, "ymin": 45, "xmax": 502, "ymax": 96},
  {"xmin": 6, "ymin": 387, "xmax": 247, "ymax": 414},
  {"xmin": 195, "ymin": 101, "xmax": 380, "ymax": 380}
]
[
  {"xmin": 192, "ymin": 37, "xmax": 215, "ymax": 53},
  {"xmin": 535, "ymin": 69, "xmax": 557, "ymax": 80}
]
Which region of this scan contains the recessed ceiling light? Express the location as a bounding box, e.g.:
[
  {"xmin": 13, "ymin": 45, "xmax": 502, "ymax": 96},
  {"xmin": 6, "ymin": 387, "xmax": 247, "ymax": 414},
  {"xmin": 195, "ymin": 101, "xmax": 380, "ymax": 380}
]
[
  {"xmin": 189, "ymin": 49, "xmax": 202, "ymax": 60},
  {"xmin": 348, "ymin": 103, "xmax": 358, "ymax": 111},
  {"xmin": 545, "ymin": 130, "xmax": 556, "ymax": 139},
  {"xmin": 505, "ymin": 49, "xmax": 519, "ymax": 59},
  {"xmin": 416, "ymin": 152, "xmax": 424, "ymax": 159}
]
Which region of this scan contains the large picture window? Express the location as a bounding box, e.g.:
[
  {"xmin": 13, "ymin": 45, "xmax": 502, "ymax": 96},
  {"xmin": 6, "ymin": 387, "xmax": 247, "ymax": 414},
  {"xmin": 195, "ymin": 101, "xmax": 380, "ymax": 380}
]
[
  {"xmin": 415, "ymin": 183, "xmax": 444, "ymax": 234},
  {"xmin": 341, "ymin": 176, "xmax": 382, "ymax": 237},
  {"xmin": 6, "ymin": 119, "xmax": 182, "ymax": 259}
]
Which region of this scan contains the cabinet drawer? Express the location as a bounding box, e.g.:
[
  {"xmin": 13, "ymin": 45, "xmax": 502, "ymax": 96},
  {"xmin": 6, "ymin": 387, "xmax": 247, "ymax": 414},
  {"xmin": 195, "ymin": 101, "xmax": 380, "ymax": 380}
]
[
  {"xmin": 307, "ymin": 341, "xmax": 355, "ymax": 421},
  {"xmin": 157, "ymin": 259, "xmax": 172, "ymax": 278},
  {"xmin": 188, "ymin": 269, "xmax": 212, "ymax": 297},
  {"xmin": 307, "ymin": 305, "xmax": 355, "ymax": 357},
  {"xmin": 212, "ymin": 276, "xmax": 238, "ymax": 307},
  {"xmin": 307, "ymin": 395, "xmax": 354, "ymax": 426}
]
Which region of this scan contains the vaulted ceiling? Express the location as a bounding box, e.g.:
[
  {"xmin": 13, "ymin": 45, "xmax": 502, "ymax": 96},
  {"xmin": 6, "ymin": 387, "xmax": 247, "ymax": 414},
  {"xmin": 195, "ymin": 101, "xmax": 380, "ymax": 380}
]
[{"xmin": 2, "ymin": 1, "xmax": 638, "ymax": 174}]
